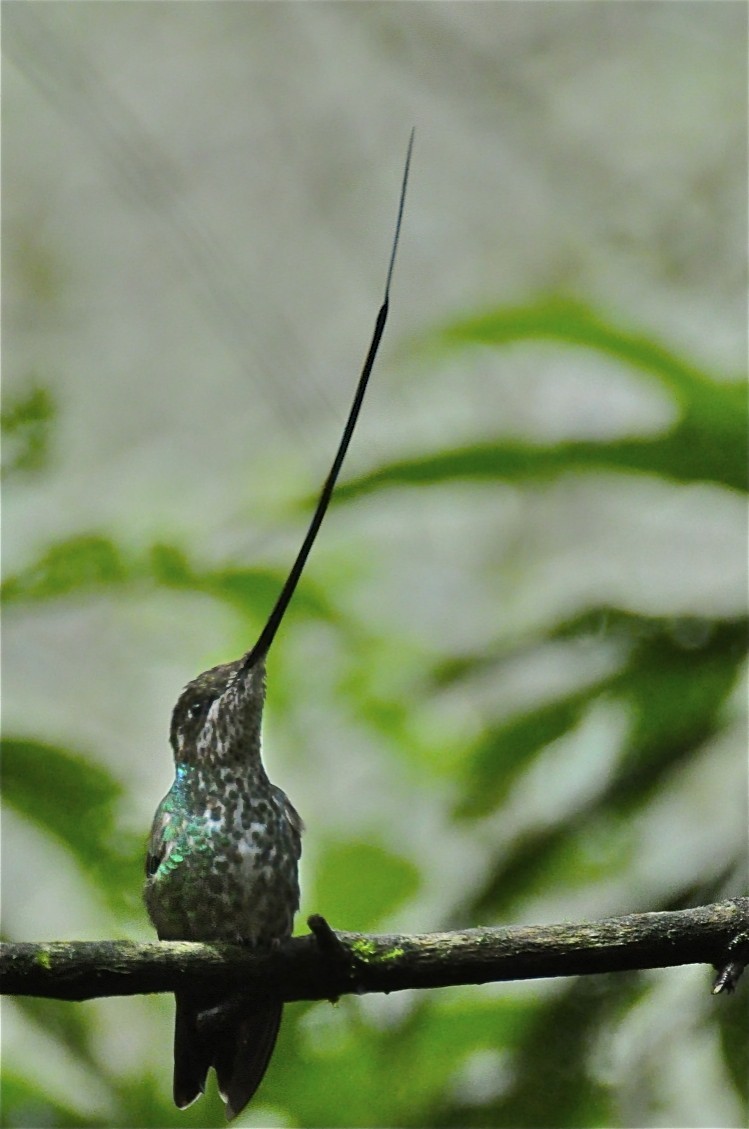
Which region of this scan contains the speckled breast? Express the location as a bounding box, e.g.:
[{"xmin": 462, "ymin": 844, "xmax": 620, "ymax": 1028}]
[{"xmin": 145, "ymin": 772, "xmax": 302, "ymax": 945}]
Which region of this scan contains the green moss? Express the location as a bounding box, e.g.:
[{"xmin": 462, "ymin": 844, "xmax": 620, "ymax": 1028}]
[
  {"xmin": 36, "ymin": 948, "xmax": 52, "ymax": 970},
  {"xmin": 351, "ymin": 938, "xmax": 377, "ymax": 959},
  {"xmin": 350, "ymin": 939, "xmax": 404, "ymax": 963}
]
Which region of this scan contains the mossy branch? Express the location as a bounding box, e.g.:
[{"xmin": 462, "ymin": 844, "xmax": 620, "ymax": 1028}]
[{"xmin": 2, "ymin": 899, "xmax": 747, "ymax": 1005}]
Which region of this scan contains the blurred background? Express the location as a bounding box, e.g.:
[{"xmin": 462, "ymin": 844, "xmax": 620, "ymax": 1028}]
[{"xmin": 2, "ymin": 3, "xmax": 747, "ymax": 1127}]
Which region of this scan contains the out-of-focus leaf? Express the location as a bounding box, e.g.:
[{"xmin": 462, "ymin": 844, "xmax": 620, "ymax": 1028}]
[
  {"xmin": 2, "ymin": 737, "xmax": 119, "ymax": 847},
  {"xmin": 309, "ymin": 839, "xmax": 420, "ymax": 931},
  {"xmin": 458, "ymin": 616, "xmax": 746, "ymax": 918},
  {"xmin": 434, "ymin": 298, "xmax": 740, "ymax": 408},
  {"xmin": 389, "ymin": 993, "xmax": 538, "ymax": 1125},
  {"xmin": 269, "ymin": 993, "xmax": 539, "ymax": 1128},
  {"xmin": 280, "ymin": 980, "xmax": 624, "ymax": 1129},
  {"xmin": 332, "ymin": 301, "xmax": 747, "ymax": 498},
  {"xmin": 455, "ymin": 613, "xmax": 746, "ymax": 822},
  {"xmin": 335, "ymin": 420, "xmax": 745, "ymax": 499},
  {"xmin": 609, "ymin": 617, "xmax": 747, "ymax": 809},
  {"xmin": 149, "ymin": 542, "xmax": 337, "ymax": 626},
  {"xmin": 435, "ymin": 974, "xmax": 644, "ymax": 1128},
  {"xmin": 0, "ymin": 1071, "xmax": 103, "ymax": 1128},
  {"xmin": 107, "ymin": 1072, "xmax": 210, "ymax": 1128},
  {"xmin": 1, "ymin": 383, "xmax": 56, "ymax": 479},
  {"xmin": 267, "ymin": 1003, "xmax": 388, "ymax": 1127},
  {"xmin": 1, "ymin": 536, "xmax": 337, "ymax": 635},
  {"xmin": 11, "ymin": 997, "xmax": 97, "ymax": 1069},
  {"xmin": 1, "ymin": 535, "xmax": 131, "ymax": 604},
  {"xmin": 456, "ymin": 692, "xmax": 593, "ymax": 819},
  {"xmin": 1, "ymin": 737, "xmax": 142, "ymax": 915}
]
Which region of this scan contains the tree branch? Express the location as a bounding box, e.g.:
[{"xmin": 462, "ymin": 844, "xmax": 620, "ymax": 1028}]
[{"xmin": 2, "ymin": 899, "xmax": 746, "ymax": 1004}]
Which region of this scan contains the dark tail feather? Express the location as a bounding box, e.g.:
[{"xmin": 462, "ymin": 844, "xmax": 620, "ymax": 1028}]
[
  {"xmin": 214, "ymin": 1002, "xmax": 283, "ymax": 1121},
  {"xmin": 173, "ymin": 992, "xmax": 213, "ymax": 1109},
  {"xmin": 172, "ymin": 993, "xmax": 282, "ymax": 1119}
]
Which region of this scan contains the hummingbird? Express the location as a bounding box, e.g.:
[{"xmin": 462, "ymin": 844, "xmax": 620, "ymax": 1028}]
[{"xmin": 143, "ymin": 130, "xmax": 414, "ymax": 1121}]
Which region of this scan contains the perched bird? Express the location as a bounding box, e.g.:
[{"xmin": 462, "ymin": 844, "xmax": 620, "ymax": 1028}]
[{"xmin": 144, "ymin": 130, "xmax": 414, "ymax": 1120}]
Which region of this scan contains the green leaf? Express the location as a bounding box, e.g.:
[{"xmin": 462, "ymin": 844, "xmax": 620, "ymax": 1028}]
[
  {"xmin": 1, "ymin": 383, "xmax": 56, "ymax": 479},
  {"xmin": 609, "ymin": 617, "xmax": 747, "ymax": 809},
  {"xmin": 434, "ymin": 298, "xmax": 738, "ymax": 406},
  {"xmin": 309, "ymin": 839, "xmax": 421, "ymax": 931},
  {"xmin": 150, "ymin": 542, "xmax": 336, "ymax": 625},
  {"xmin": 269, "ymin": 993, "xmax": 538, "ymax": 1127},
  {"xmin": 1, "ymin": 536, "xmax": 131, "ymax": 604},
  {"xmin": 332, "ymin": 301, "xmax": 747, "ymax": 498},
  {"xmin": 11, "ymin": 997, "xmax": 97, "ymax": 1069},
  {"xmin": 0, "ymin": 1071, "xmax": 103, "ymax": 1128},
  {"xmin": 456, "ymin": 691, "xmax": 593, "ymax": 819},
  {"xmin": 2, "ymin": 537, "xmax": 337, "ymax": 639},
  {"xmin": 335, "ymin": 422, "xmax": 746, "ymax": 500},
  {"xmin": 436, "ymin": 975, "xmax": 642, "ymax": 1128},
  {"xmin": 390, "ymin": 993, "xmax": 538, "ymax": 1124},
  {"xmin": 454, "ymin": 612, "xmax": 746, "ymax": 827},
  {"xmin": 1, "ymin": 737, "xmax": 142, "ymax": 915},
  {"xmin": 455, "ymin": 614, "xmax": 746, "ymax": 918}
]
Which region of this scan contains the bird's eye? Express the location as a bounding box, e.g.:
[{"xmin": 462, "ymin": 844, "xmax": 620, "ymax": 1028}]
[{"xmin": 188, "ymin": 701, "xmax": 206, "ymax": 720}]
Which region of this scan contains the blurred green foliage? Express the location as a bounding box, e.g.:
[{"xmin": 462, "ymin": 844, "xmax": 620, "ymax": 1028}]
[
  {"xmin": 1, "ymin": 383, "xmax": 56, "ymax": 479},
  {"xmin": 2, "ymin": 301, "xmax": 746, "ymax": 1127},
  {"xmin": 2, "ymin": 739, "xmax": 142, "ymax": 918}
]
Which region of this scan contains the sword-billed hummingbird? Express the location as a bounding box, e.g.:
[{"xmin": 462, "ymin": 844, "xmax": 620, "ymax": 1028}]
[{"xmin": 144, "ymin": 131, "xmax": 414, "ymax": 1120}]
